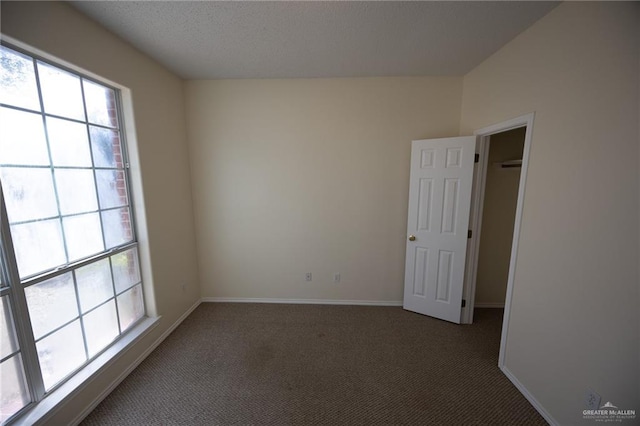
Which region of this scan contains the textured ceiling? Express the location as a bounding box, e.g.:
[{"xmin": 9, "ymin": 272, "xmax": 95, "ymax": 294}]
[{"xmin": 70, "ymin": 1, "xmax": 558, "ymax": 80}]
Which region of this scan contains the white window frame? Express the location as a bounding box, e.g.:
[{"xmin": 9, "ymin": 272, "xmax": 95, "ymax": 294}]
[{"xmin": 0, "ymin": 37, "xmax": 159, "ymax": 426}]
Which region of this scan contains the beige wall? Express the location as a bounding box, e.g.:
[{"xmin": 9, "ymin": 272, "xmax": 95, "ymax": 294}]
[
  {"xmin": 1, "ymin": 2, "xmax": 200, "ymax": 423},
  {"xmin": 461, "ymin": 2, "xmax": 640, "ymax": 424},
  {"xmin": 186, "ymin": 78, "xmax": 462, "ymax": 302},
  {"xmin": 475, "ymin": 128, "xmax": 524, "ymax": 306}
]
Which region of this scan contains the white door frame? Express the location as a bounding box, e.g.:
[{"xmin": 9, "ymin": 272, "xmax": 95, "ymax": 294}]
[{"xmin": 460, "ymin": 112, "xmax": 535, "ymax": 368}]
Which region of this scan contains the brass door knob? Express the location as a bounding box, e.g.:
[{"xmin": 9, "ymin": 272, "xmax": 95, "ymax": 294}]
[{"xmin": 408, "ymin": 235, "xmax": 416, "ymax": 241}]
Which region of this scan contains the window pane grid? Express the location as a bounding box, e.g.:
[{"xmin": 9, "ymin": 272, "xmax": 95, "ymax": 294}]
[
  {"xmin": 1, "ymin": 295, "xmax": 22, "ymax": 363},
  {"xmin": 1, "ymin": 162, "xmax": 134, "ymax": 278},
  {"xmin": 35, "ymin": 315, "xmax": 146, "ymax": 398},
  {"xmin": 33, "ymin": 296, "xmax": 146, "ymax": 397},
  {"xmin": 27, "ymin": 270, "xmax": 136, "ymax": 346},
  {"xmin": 0, "ymin": 102, "xmax": 39, "ymax": 114},
  {"xmin": 71, "ymin": 271, "xmax": 91, "ymax": 363},
  {"xmin": 108, "ymin": 256, "xmax": 123, "ymax": 336},
  {"xmin": 116, "ymin": 284, "xmax": 145, "ymax": 332},
  {"xmin": 79, "ymin": 289, "xmax": 119, "ymax": 320},
  {"xmin": 6, "ymin": 194, "xmax": 130, "ymax": 222},
  {"xmin": 115, "ymin": 280, "xmax": 143, "ymax": 297},
  {"xmin": 1, "ymin": 49, "xmax": 133, "ymax": 277},
  {"xmin": 0, "ymin": 165, "xmax": 126, "ymax": 170},
  {"xmin": 0, "ymin": 353, "xmax": 30, "ymax": 423},
  {"xmin": 21, "ymin": 242, "xmax": 138, "ymax": 289},
  {"xmin": 3, "ymin": 205, "xmax": 137, "ymax": 277},
  {"xmin": 0, "ymin": 233, "xmax": 35, "ymax": 421},
  {"xmin": 33, "ymin": 57, "xmax": 72, "ymax": 271},
  {"xmin": 0, "ymin": 350, "xmax": 21, "ymax": 364},
  {"xmin": 79, "ymin": 71, "xmax": 110, "ymax": 257},
  {"xmin": 31, "ymin": 314, "xmax": 80, "ymax": 345},
  {"xmin": 24, "ymin": 247, "xmax": 143, "ymax": 340},
  {"xmin": 0, "ymin": 43, "xmax": 145, "ymax": 405},
  {"xmin": 0, "ymin": 103, "xmax": 120, "ymax": 131},
  {"xmin": 0, "ymin": 46, "xmax": 40, "ymax": 112},
  {"xmin": 78, "ymin": 291, "xmax": 114, "ymax": 317},
  {"xmin": 0, "ymin": 187, "xmax": 43, "ymax": 417},
  {"xmin": 21, "ymin": 247, "xmax": 143, "ymax": 392}
]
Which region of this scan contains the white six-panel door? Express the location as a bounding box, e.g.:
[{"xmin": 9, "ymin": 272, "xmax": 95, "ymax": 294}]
[{"xmin": 403, "ymin": 136, "xmax": 475, "ymax": 323}]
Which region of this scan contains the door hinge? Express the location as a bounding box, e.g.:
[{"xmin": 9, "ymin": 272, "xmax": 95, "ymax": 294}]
[
  {"xmin": 474, "ymin": 153, "xmax": 479, "ymax": 163},
  {"xmin": 467, "ymin": 229, "xmax": 472, "ymax": 239},
  {"xmin": 462, "ymin": 299, "xmax": 466, "ymax": 308}
]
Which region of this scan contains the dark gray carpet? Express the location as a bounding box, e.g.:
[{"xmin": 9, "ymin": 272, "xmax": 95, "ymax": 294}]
[{"xmin": 81, "ymin": 304, "xmax": 546, "ymax": 425}]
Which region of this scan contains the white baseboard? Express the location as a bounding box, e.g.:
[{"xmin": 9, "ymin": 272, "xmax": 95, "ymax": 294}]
[
  {"xmin": 500, "ymin": 365, "xmax": 557, "ymax": 426},
  {"xmin": 475, "ymin": 302, "xmax": 505, "ymax": 308},
  {"xmin": 70, "ymin": 298, "xmax": 202, "ymax": 426},
  {"xmin": 202, "ymin": 297, "xmax": 403, "ymax": 307}
]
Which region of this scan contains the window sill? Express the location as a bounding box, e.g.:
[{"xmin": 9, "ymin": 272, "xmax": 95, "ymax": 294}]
[{"xmin": 10, "ymin": 316, "xmax": 160, "ymax": 426}]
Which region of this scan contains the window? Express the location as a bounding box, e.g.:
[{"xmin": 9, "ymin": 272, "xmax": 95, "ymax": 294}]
[{"xmin": 0, "ymin": 44, "xmax": 145, "ymax": 424}]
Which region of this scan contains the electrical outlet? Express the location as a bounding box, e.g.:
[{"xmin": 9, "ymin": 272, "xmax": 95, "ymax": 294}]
[
  {"xmin": 585, "ymin": 390, "xmax": 601, "ymax": 410},
  {"xmin": 333, "ymin": 273, "xmax": 341, "ymax": 283},
  {"xmin": 305, "ymin": 272, "xmax": 312, "ymax": 282}
]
